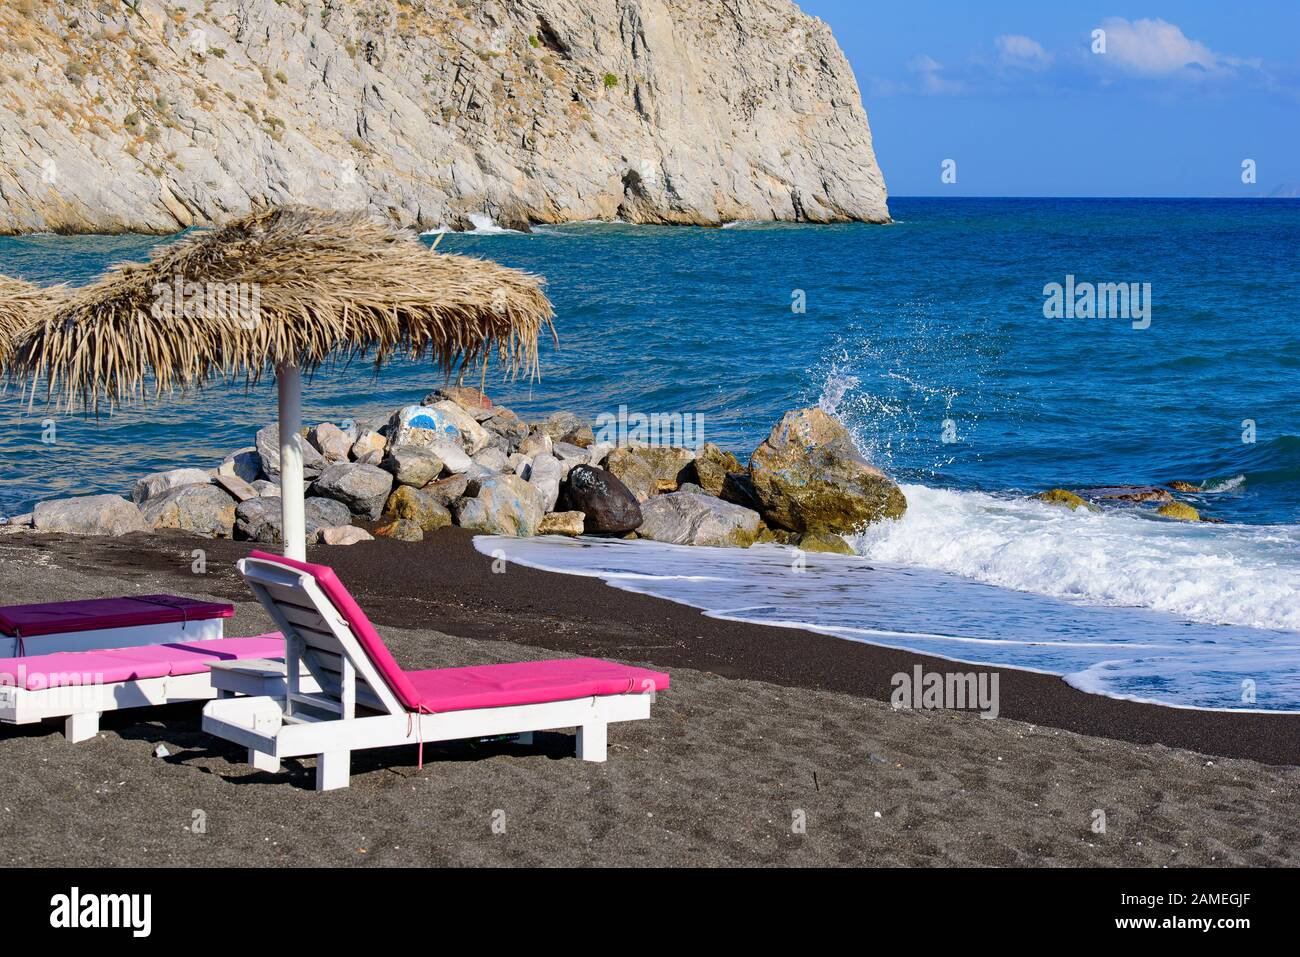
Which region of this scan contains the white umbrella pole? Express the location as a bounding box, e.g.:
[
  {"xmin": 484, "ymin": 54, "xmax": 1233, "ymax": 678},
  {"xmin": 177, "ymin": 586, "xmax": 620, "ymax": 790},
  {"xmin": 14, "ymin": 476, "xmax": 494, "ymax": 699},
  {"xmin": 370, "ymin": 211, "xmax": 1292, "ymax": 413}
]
[{"xmin": 277, "ymin": 363, "xmax": 307, "ymax": 561}]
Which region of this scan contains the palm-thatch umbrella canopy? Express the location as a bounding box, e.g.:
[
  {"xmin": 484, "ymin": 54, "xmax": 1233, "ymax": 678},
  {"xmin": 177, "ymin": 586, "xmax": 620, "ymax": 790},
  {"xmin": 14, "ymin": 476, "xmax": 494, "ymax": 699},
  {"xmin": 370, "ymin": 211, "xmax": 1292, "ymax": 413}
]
[
  {"xmin": 0, "ymin": 274, "xmax": 66, "ymax": 366},
  {"xmin": 10, "ymin": 206, "xmax": 555, "ymax": 559}
]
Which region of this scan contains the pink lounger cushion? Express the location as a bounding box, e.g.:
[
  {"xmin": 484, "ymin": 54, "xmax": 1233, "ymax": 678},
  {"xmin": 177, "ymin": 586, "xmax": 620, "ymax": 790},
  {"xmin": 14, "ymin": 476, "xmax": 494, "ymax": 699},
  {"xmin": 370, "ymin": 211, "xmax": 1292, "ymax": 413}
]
[
  {"xmin": 0, "ymin": 635, "xmax": 284, "ymax": 691},
  {"xmin": 405, "ymin": 658, "xmax": 669, "ymax": 713},
  {"xmin": 0, "ymin": 595, "xmax": 234, "ymax": 639},
  {"xmin": 247, "ymin": 551, "xmax": 669, "ymax": 714}
]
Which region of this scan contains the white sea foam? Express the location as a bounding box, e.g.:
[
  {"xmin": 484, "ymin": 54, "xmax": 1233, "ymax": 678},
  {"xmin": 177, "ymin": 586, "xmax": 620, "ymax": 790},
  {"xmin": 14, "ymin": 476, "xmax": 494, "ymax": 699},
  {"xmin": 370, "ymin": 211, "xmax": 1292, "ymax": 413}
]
[
  {"xmin": 474, "ymin": 504, "xmax": 1300, "ymax": 711},
  {"xmin": 849, "ymin": 484, "xmax": 1300, "ymax": 632}
]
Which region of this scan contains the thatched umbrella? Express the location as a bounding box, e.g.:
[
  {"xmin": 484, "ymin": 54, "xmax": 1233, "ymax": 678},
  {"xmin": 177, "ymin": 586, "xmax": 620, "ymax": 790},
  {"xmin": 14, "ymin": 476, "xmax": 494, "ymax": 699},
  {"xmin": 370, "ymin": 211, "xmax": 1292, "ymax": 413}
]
[
  {"xmin": 0, "ymin": 274, "xmax": 66, "ymax": 366},
  {"xmin": 10, "ymin": 206, "xmax": 555, "ymax": 559}
]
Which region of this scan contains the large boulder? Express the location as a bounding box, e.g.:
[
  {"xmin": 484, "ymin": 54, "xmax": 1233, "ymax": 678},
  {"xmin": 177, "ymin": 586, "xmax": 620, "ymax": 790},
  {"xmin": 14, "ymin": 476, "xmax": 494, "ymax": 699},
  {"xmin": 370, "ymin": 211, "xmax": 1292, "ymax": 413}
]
[
  {"xmin": 423, "ymin": 472, "xmax": 469, "ymax": 508},
  {"xmin": 256, "ymin": 424, "xmax": 326, "ymax": 480},
  {"xmin": 453, "ymin": 474, "xmax": 544, "ymax": 537},
  {"xmin": 310, "ymin": 463, "xmax": 394, "ymax": 521},
  {"xmin": 382, "ymin": 486, "xmax": 452, "ymax": 533},
  {"xmin": 540, "ymin": 411, "xmax": 594, "ymax": 448},
  {"xmin": 350, "ymin": 428, "xmax": 386, "ymax": 461},
  {"xmin": 140, "ymin": 484, "xmax": 237, "ymax": 538},
  {"xmin": 381, "ymin": 447, "xmax": 444, "ymax": 488},
  {"xmin": 234, "ymin": 496, "xmax": 352, "ymax": 544},
  {"xmin": 527, "ymin": 453, "xmax": 564, "ymax": 512},
  {"xmin": 1080, "ymin": 485, "xmax": 1173, "ymax": 504},
  {"xmin": 423, "ymin": 386, "xmax": 492, "ymax": 411},
  {"xmin": 562, "ymin": 465, "xmax": 642, "ymax": 535},
  {"xmin": 689, "ymin": 443, "xmax": 743, "ymax": 497},
  {"xmin": 604, "ymin": 446, "xmax": 696, "ymax": 502},
  {"xmin": 374, "ymin": 519, "xmax": 425, "ymax": 542},
  {"xmin": 637, "ymin": 492, "xmax": 762, "ymax": 548},
  {"xmin": 214, "ymin": 473, "xmax": 259, "ymax": 503},
  {"xmin": 748, "ymin": 408, "xmax": 906, "ymax": 533},
  {"xmin": 537, "ymin": 511, "xmax": 586, "ymax": 537},
  {"xmin": 32, "ymin": 495, "xmax": 149, "ymax": 536},
  {"xmin": 131, "ymin": 468, "xmax": 212, "ymax": 505},
  {"xmin": 317, "ymin": 525, "xmax": 374, "ymax": 546},
  {"xmin": 308, "ymin": 423, "xmax": 354, "ymax": 462},
  {"xmin": 1157, "ymin": 501, "xmax": 1200, "ymax": 521},
  {"xmin": 388, "ymin": 402, "xmax": 489, "ymax": 454},
  {"xmin": 219, "ymin": 447, "xmax": 262, "ymax": 483}
]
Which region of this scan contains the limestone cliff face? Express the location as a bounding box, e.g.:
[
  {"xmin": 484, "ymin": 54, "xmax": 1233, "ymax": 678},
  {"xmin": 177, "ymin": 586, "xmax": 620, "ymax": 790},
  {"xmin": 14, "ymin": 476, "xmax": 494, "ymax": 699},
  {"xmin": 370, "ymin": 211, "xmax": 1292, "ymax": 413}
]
[{"xmin": 0, "ymin": 0, "xmax": 888, "ymax": 234}]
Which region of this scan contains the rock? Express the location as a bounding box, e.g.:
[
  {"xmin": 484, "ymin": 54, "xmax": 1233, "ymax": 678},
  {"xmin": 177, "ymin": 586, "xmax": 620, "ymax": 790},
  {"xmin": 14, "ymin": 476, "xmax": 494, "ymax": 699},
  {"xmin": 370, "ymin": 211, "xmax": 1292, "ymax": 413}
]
[
  {"xmin": 131, "ymin": 468, "xmax": 212, "ymax": 506},
  {"xmin": 518, "ymin": 431, "xmax": 553, "ymax": 459},
  {"xmin": 748, "ymin": 408, "xmax": 906, "ymax": 533},
  {"xmin": 552, "ymin": 442, "xmax": 591, "ymax": 477},
  {"xmin": 462, "ymin": 464, "xmax": 500, "ymax": 496},
  {"xmin": 1157, "ymin": 501, "xmax": 1201, "ymax": 522},
  {"xmin": 586, "ymin": 442, "xmax": 615, "ymax": 468},
  {"xmin": 214, "ymin": 473, "xmax": 259, "ymax": 503},
  {"xmin": 235, "ymin": 498, "xmax": 283, "ymax": 543},
  {"xmin": 219, "ymin": 447, "xmax": 263, "ymax": 483},
  {"xmin": 1034, "ymin": 489, "xmax": 1095, "ymax": 511},
  {"xmin": 308, "ymin": 423, "xmax": 353, "ymax": 462},
  {"xmin": 381, "ymin": 447, "xmax": 444, "ymax": 488},
  {"xmin": 140, "ymin": 484, "xmax": 238, "ymax": 538},
  {"xmin": 423, "ymin": 473, "xmax": 470, "ymax": 508},
  {"xmin": 507, "ymin": 452, "xmax": 531, "ymax": 475},
  {"xmin": 453, "ymin": 475, "xmax": 544, "ymax": 537},
  {"xmin": 1081, "ymin": 485, "xmax": 1173, "ymax": 504},
  {"xmin": 382, "ymin": 486, "xmax": 452, "ymax": 533},
  {"xmin": 756, "ymin": 528, "xmax": 798, "ymax": 545},
  {"xmin": 484, "ymin": 413, "xmax": 529, "ymax": 452},
  {"xmin": 374, "ymin": 519, "xmax": 425, "ymax": 542},
  {"xmin": 605, "ymin": 446, "xmax": 696, "ymax": 502},
  {"xmin": 350, "ymin": 429, "xmax": 386, "ymax": 461},
  {"xmin": 32, "ymin": 495, "xmax": 150, "ymax": 536},
  {"xmin": 356, "ymin": 449, "xmax": 385, "ymax": 466},
  {"xmin": 527, "ymin": 453, "xmax": 564, "ymax": 512},
  {"xmin": 427, "ymin": 440, "xmax": 474, "ymax": 475},
  {"xmin": 424, "ymin": 386, "xmax": 492, "ymax": 411},
  {"xmin": 720, "ymin": 471, "xmax": 762, "ymax": 511},
  {"xmin": 537, "ymin": 511, "xmax": 586, "ymax": 537},
  {"xmin": 234, "ymin": 496, "xmax": 352, "ymax": 543},
  {"xmin": 252, "ymin": 480, "xmax": 280, "ymax": 497},
  {"xmin": 310, "ymin": 463, "xmax": 394, "ymax": 521},
  {"xmin": 793, "ymin": 531, "xmax": 854, "ymax": 555},
  {"xmin": 690, "ymin": 443, "xmax": 742, "ymax": 497},
  {"xmin": 153, "ymin": 744, "xmax": 169, "ymax": 758},
  {"xmin": 256, "ymin": 424, "xmax": 326, "ymax": 480},
  {"xmin": 541, "ymin": 412, "xmax": 594, "ymax": 448},
  {"xmin": 318, "ymin": 525, "xmax": 375, "ymax": 546},
  {"xmin": 473, "ymin": 447, "xmax": 510, "ymax": 472},
  {"xmin": 562, "ymin": 465, "xmax": 643, "ymax": 535},
  {"xmin": 636, "ymin": 492, "xmax": 762, "ymax": 548},
  {"xmin": 0, "ymin": 1, "xmax": 889, "ymax": 236},
  {"xmin": 1167, "ymin": 480, "xmax": 1201, "ymax": 493},
  {"xmin": 388, "ymin": 403, "xmax": 489, "ymax": 455}
]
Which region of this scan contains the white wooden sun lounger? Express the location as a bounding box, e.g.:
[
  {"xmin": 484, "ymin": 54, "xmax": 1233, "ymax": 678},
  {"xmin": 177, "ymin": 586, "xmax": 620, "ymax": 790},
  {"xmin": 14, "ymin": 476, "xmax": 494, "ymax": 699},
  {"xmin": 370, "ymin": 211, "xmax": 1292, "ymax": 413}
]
[{"xmin": 202, "ymin": 551, "xmax": 669, "ymax": 791}]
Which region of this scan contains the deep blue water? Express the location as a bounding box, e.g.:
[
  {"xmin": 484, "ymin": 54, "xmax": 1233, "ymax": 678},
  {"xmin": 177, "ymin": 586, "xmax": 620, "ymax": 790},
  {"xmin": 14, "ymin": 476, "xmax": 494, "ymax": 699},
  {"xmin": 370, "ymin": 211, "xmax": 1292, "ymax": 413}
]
[
  {"xmin": 3, "ymin": 198, "xmax": 1296, "ymax": 524},
  {"xmin": 2, "ymin": 198, "xmax": 1299, "ymax": 709}
]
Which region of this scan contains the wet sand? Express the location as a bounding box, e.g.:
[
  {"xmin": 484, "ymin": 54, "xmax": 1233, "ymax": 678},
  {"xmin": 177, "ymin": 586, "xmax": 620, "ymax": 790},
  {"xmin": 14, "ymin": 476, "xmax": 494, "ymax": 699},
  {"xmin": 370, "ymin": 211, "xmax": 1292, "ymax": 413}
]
[{"xmin": 0, "ymin": 529, "xmax": 1296, "ymax": 866}]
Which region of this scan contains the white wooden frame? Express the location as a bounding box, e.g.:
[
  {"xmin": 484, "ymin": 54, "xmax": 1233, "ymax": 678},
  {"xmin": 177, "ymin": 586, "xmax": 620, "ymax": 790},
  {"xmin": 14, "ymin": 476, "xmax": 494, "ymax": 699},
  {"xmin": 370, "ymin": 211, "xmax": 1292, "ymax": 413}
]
[
  {"xmin": 203, "ymin": 557, "xmax": 658, "ymax": 790},
  {"xmin": 0, "ymin": 617, "xmax": 225, "ymax": 659},
  {"xmin": 0, "ymin": 671, "xmax": 221, "ymax": 743}
]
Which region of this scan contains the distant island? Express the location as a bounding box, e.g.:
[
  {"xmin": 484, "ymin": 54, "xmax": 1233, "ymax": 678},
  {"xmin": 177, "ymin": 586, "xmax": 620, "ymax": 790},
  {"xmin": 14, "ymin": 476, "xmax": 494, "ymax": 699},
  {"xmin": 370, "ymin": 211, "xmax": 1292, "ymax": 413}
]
[{"xmin": 0, "ymin": 0, "xmax": 890, "ymax": 234}]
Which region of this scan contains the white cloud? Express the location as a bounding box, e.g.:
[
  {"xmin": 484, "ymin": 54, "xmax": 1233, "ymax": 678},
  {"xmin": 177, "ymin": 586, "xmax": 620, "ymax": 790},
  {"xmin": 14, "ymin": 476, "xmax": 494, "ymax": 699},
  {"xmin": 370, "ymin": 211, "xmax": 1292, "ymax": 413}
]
[
  {"xmin": 1096, "ymin": 17, "xmax": 1219, "ymax": 75},
  {"xmin": 996, "ymin": 34, "xmax": 1052, "ymax": 70},
  {"xmin": 906, "ymin": 54, "xmax": 962, "ymax": 95}
]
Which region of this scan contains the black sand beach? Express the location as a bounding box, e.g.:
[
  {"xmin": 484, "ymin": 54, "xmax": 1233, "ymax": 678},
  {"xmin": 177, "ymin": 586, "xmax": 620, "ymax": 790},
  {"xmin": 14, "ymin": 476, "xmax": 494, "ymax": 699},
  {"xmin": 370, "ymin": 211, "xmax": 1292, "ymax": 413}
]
[{"xmin": 1, "ymin": 529, "xmax": 1297, "ymax": 867}]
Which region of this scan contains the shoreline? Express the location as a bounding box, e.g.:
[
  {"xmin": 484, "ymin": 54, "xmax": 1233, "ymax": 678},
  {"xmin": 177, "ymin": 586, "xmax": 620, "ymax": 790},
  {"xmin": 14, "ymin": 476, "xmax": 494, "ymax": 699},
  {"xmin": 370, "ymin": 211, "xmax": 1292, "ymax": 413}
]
[{"xmin": 6, "ymin": 528, "xmax": 1297, "ymax": 766}]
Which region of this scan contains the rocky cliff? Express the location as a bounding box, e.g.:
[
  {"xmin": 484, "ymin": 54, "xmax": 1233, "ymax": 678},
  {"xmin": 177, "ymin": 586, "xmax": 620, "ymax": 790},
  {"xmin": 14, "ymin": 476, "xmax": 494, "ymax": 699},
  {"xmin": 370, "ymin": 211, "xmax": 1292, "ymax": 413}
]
[{"xmin": 0, "ymin": 0, "xmax": 888, "ymax": 234}]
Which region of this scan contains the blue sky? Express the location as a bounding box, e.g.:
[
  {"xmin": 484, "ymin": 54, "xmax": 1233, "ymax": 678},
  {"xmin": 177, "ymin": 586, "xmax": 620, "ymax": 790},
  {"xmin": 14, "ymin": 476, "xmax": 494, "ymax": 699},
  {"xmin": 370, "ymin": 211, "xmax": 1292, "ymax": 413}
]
[{"xmin": 799, "ymin": 2, "xmax": 1300, "ymax": 196}]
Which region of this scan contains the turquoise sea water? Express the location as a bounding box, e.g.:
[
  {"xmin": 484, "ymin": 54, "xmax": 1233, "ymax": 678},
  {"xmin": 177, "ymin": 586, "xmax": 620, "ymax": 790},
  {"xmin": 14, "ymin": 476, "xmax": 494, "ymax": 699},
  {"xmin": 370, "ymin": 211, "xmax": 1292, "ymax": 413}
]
[{"xmin": 2, "ymin": 198, "xmax": 1298, "ymax": 709}]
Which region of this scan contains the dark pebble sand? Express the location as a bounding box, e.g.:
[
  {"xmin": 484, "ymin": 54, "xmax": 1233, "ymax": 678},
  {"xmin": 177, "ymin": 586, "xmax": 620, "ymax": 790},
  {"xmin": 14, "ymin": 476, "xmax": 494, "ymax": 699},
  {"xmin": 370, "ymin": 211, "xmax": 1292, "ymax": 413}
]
[{"xmin": 0, "ymin": 529, "xmax": 1296, "ymax": 867}]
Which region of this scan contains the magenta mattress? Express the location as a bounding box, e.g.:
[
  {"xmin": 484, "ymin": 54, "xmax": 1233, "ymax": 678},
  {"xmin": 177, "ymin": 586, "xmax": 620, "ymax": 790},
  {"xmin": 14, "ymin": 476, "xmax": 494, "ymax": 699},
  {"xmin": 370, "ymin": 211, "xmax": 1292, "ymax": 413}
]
[{"xmin": 0, "ymin": 595, "xmax": 234, "ymax": 639}]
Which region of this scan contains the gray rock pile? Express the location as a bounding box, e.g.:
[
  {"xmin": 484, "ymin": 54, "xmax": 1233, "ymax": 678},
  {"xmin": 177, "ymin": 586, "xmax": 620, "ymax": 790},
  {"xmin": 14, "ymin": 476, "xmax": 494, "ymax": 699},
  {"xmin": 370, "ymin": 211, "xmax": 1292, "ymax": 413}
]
[{"xmin": 4, "ymin": 388, "xmax": 908, "ymax": 552}]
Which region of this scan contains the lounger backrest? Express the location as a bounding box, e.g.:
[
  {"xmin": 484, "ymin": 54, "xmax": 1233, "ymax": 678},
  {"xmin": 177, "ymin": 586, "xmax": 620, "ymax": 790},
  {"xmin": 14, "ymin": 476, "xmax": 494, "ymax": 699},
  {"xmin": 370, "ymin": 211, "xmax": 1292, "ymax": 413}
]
[{"xmin": 239, "ymin": 552, "xmax": 416, "ymax": 718}]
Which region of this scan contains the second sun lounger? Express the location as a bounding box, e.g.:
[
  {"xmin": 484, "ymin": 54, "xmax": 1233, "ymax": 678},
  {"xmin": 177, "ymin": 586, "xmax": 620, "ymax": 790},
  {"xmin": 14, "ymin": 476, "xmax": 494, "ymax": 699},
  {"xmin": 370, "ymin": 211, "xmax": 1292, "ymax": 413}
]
[
  {"xmin": 202, "ymin": 552, "xmax": 669, "ymax": 790},
  {"xmin": 0, "ymin": 635, "xmax": 285, "ymax": 741}
]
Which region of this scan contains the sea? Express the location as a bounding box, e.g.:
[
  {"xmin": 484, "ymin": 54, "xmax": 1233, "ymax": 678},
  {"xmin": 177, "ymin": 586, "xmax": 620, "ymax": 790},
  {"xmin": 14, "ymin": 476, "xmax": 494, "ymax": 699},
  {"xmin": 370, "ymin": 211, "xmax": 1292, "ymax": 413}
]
[{"xmin": 2, "ymin": 197, "xmax": 1297, "ymax": 711}]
